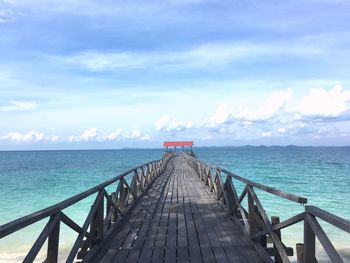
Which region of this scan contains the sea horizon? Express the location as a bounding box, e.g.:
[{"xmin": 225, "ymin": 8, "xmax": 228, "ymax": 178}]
[{"xmin": 1, "ymin": 144, "xmax": 350, "ymax": 152}]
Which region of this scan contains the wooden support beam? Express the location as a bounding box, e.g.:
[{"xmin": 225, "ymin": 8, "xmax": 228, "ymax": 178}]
[
  {"xmin": 304, "ymin": 214, "xmax": 316, "ymax": 263},
  {"xmin": 252, "ymin": 212, "xmax": 305, "ymax": 240},
  {"xmin": 296, "ymin": 243, "xmax": 304, "ymax": 263},
  {"xmin": 255, "ymin": 206, "xmax": 266, "ymax": 248},
  {"xmin": 46, "ymin": 217, "xmax": 60, "ymax": 263},
  {"xmin": 66, "ymin": 191, "xmax": 104, "ymax": 263},
  {"xmin": 23, "ymin": 214, "xmax": 60, "ymax": 263},
  {"xmin": 247, "ymin": 186, "xmax": 290, "ymax": 263},
  {"xmin": 306, "ymin": 214, "xmax": 343, "ymax": 263},
  {"xmin": 60, "ymin": 212, "xmax": 97, "ymax": 243},
  {"xmin": 306, "ymin": 206, "xmax": 350, "ymax": 233},
  {"xmin": 272, "ymin": 216, "xmax": 283, "ymax": 263},
  {"xmin": 248, "ymin": 186, "xmax": 257, "ymax": 237}
]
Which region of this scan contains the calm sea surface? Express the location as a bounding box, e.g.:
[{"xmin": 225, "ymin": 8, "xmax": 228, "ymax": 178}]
[{"xmin": 0, "ymin": 147, "xmax": 349, "ymax": 262}]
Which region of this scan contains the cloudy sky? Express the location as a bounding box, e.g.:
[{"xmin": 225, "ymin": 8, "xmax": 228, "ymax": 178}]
[{"xmin": 1, "ymin": 0, "xmax": 350, "ymax": 149}]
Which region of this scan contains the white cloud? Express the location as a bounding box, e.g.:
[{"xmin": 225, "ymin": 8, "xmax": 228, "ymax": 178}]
[
  {"xmin": 235, "ymin": 88, "xmax": 293, "ymax": 121},
  {"xmin": 0, "ymin": 101, "xmax": 38, "ymax": 112},
  {"xmin": 100, "ymin": 129, "xmax": 151, "ymax": 141},
  {"xmin": 209, "ymin": 105, "xmax": 232, "ymax": 125},
  {"xmin": 1, "ymin": 128, "xmax": 151, "ymax": 144},
  {"xmin": 1, "ymin": 86, "xmax": 349, "ymax": 146},
  {"xmin": 296, "ymin": 85, "xmax": 350, "ymax": 119},
  {"xmin": 201, "ymin": 86, "xmax": 350, "ymax": 141},
  {"xmin": 57, "ymin": 39, "xmax": 324, "ymax": 71},
  {"xmin": 121, "ymin": 129, "xmax": 141, "ymax": 139},
  {"xmin": 155, "ymin": 115, "xmax": 193, "ymax": 132},
  {"xmin": 1, "ymin": 130, "xmax": 59, "ymax": 143},
  {"xmin": 68, "ymin": 128, "xmax": 97, "ymax": 142},
  {"xmin": 261, "ymin": 132, "xmax": 272, "ymax": 138},
  {"xmin": 101, "ymin": 128, "xmax": 151, "ymax": 141},
  {"xmin": 206, "ymin": 88, "xmax": 293, "ymax": 128},
  {"xmin": 156, "ymin": 116, "xmax": 171, "ymax": 130},
  {"xmin": 99, "ymin": 128, "xmax": 123, "ymax": 141},
  {"xmin": 69, "ymin": 128, "xmax": 151, "ymax": 142}
]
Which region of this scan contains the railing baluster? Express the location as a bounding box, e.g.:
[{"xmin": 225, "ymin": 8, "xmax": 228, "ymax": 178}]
[
  {"xmin": 67, "ymin": 191, "xmax": 104, "ymax": 263},
  {"xmin": 24, "ymin": 213, "xmax": 60, "ymax": 263},
  {"xmin": 141, "ymin": 167, "xmax": 146, "ymax": 191},
  {"xmin": 304, "ymin": 215, "xmax": 316, "ymax": 263},
  {"xmin": 46, "ymin": 216, "xmax": 60, "ymax": 263},
  {"xmin": 272, "ymin": 216, "xmax": 282, "ymax": 263},
  {"xmin": 248, "ymin": 186, "xmax": 290, "ymax": 262},
  {"xmin": 296, "ymin": 243, "xmax": 304, "ymax": 263},
  {"xmin": 248, "ymin": 186, "xmax": 257, "ymax": 238},
  {"xmin": 306, "ymin": 214, "xmax": 343, "ymax": 263}
]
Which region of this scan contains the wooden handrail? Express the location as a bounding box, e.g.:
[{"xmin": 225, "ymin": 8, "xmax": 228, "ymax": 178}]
[
  {"xmin": 185, "ymin": 154, "xmax": 307, "ymax": 204},
  {"xmin": 222, "ymin": 169, "xmax": 307, "ymax": 204},
  {"xmin": 184, "ymin": 153, "xmax": 350, "ymax": 263},
  {"xmin": 305, "ymin": 205, "xmax": 350, "ymax": 233}
]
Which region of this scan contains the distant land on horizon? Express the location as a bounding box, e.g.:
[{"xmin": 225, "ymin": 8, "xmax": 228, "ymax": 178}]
[{"xmin": 1, "ymin": 144, "xmax": 350, "ymax": 152}]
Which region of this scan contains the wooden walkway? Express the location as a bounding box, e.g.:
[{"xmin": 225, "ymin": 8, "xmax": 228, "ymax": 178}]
[{"xmin": 98, "ymin": 155, "xmax": 265, "ymax": 263}]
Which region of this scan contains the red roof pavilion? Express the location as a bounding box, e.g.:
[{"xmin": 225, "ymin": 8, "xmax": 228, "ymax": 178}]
[{"xmin": 163, "ymin": 141, "xmax": 193, "ymax": 148}]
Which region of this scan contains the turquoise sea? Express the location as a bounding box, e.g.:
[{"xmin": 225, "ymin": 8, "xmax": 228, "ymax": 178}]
[{"xmin": 0, "ymin": 147, "xmax": 349, "ymax": 262}]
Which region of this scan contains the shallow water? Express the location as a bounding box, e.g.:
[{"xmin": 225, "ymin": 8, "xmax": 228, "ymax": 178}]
[{"xmin": 0, "ymin": 147, "xmax": 349, "ymax": 262}]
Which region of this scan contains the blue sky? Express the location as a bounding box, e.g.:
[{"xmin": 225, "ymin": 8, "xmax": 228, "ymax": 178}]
[{"xmin": 1, "ymin": 0, "xmax": 350, "ymax": 149}]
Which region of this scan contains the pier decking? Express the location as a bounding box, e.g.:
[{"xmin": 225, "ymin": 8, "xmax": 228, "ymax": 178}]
[{"xmin": 98, "ymin": 155, "xmax": 264, "ymax": 262}]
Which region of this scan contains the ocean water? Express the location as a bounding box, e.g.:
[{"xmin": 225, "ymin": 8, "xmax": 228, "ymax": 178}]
[{"xmin": 0, "ymin": 147, "xmax": 349, "ymax": 262}]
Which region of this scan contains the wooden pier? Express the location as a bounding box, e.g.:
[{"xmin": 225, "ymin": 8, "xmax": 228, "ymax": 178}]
[{"xmin": 0, "ymin": 150, "xmax": 349, "ymax": 263}]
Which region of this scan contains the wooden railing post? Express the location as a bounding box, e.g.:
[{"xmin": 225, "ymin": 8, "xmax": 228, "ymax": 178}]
[
  {"xmin": 111, "ymin": 192, "xmax": 118, "ymax": 223},
  {"xmin": 296, "ymin": 243, "xmax": 304, "ymax": 263},
  {"xmin": 151, "ymin": 162, "xmax": 155, "ymax": 179},
  {"xmin": 118, "ymin": 182, "xmax": 128, "ymax": 210},
  {"xmin": 304, "ymin": 215, "xmax": 316, "ymax": 263},
  {"xmin": 272, "ymin": 216, "xmax": 282, "ymax": 263},
  {"xmin": 248, "ymin": 186, "xmax": 257, "ymax": 237},
  {"xmin": 146, "ymin": 164, "xmax": 150, "ymax": 184},
  {"xmin": 131, "ymin": 171, "xmax": 139, "ymax": 198},
  {"xmin": 196, "ymin": 161, "xmax": 201, "ymax": 178},
  {"xmin": 254, "ymin": 206, "xmax": 266, "ymax": 248},
  {"xmin": 46, "ymin": 215, "xmax": 60, "ymax": 263},
  {"xmin": 96, "ymin": 196, "xmax": 104, "ymax": 241},
  {"xmin": 91, "ymin": 192, "xmax": 104, "ymax": 246}
]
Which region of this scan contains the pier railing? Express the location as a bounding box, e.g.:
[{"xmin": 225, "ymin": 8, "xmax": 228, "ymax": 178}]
[
  {"xmin": 0, "ymin": 153, "xmax": 173, "ymax": 263},
  {"xmin": 185, "ymin": 154, "xmax": 350, "ymax": 263}
]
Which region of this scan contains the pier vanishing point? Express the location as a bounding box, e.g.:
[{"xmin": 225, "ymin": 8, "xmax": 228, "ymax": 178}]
[{"xmin": 0, "ymin": 142, "xmax": 349, "ymax": 263}]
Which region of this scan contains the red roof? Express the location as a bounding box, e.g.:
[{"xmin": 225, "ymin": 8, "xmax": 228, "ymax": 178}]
[{"xmin": 163, "ymin": 141, "xmax": 193, "ymax": 147}]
